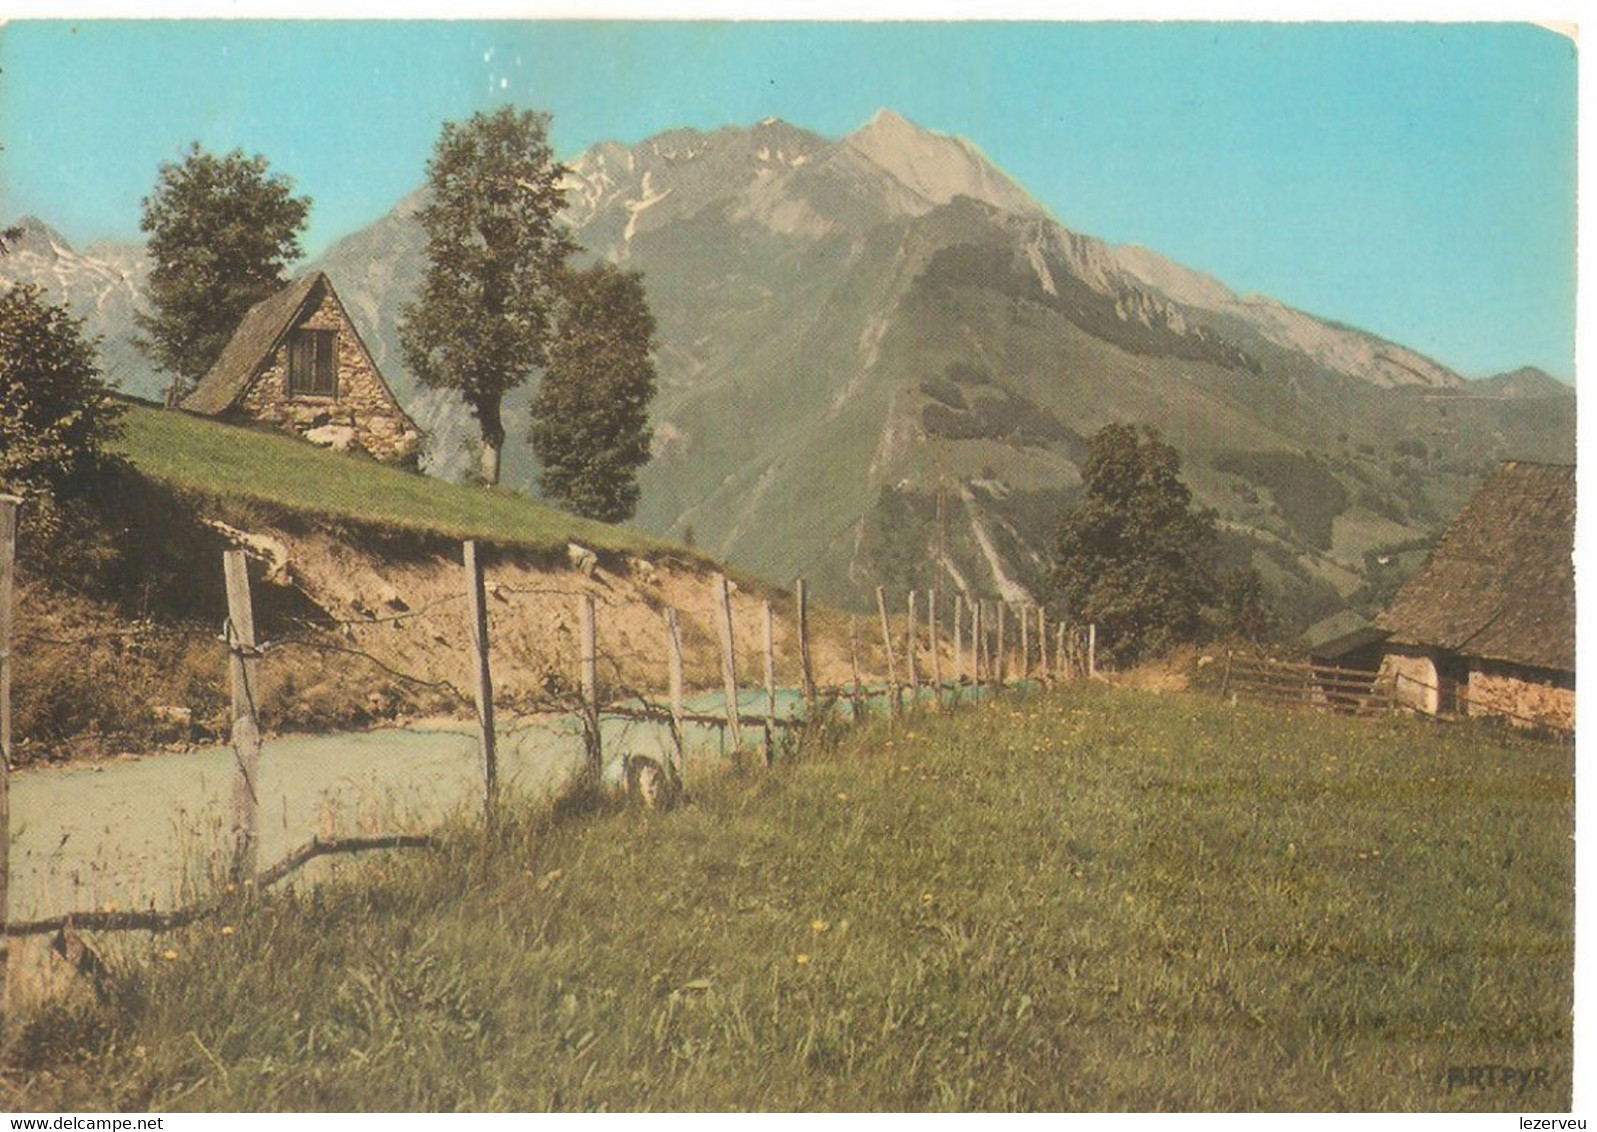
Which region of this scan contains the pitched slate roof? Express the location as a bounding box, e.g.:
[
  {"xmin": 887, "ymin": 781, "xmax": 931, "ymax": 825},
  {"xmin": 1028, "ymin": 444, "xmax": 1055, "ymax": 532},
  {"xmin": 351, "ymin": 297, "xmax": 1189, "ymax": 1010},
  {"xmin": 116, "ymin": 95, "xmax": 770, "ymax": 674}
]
[
  {"xmin": 1376, "ymin": 461, "xmax": 1575, "ymax": 672},
  {"xmin": 181, "ymin": 273, "xmax": 327, "ymax": 416}
]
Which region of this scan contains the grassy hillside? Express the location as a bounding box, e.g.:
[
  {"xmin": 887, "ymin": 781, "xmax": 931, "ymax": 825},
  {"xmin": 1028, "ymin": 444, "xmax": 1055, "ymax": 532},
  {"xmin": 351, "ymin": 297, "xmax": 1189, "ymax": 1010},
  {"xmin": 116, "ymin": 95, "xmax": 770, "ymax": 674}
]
[
  {"xmin": 112, "ymin": 405, "xmax": 670, "ymax": 556},
  {"xmin": 5, "ymin": 685, "xmax": 1572, "ymax": 1111}
]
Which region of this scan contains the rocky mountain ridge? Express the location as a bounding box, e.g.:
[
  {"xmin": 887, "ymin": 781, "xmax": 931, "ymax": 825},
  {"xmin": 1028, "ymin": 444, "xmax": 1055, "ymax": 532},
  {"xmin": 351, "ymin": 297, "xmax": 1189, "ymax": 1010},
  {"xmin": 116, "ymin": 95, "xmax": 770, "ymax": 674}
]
[{"xmin": 3, "ymin": 110, "xmax": 1574, "ymax": 628}]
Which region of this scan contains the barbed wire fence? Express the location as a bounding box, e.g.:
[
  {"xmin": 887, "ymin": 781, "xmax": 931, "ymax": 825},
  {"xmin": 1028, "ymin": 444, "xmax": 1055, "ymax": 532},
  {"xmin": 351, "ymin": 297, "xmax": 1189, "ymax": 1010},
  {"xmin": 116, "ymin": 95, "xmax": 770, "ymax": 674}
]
[{"xmin": 0, "ymin": 496, "xmax": 1101, "ymax": 1018}]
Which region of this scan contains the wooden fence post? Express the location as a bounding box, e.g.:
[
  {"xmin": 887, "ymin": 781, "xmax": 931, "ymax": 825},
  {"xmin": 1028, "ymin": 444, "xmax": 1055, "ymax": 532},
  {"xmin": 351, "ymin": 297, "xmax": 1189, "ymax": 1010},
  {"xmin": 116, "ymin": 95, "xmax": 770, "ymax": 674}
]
[
  {"xmin": 716, "ymin": 574, "xmax": 743, "ymax": 751},
  {"xmin": 1038, "ymin": 607, "xmax": 1049, "ymax": 681},
  {"xmin": 223, "ymin": 549, "xmax": 263, "ymax": 881},
  {"xmin": 762, "ymin": 599, "xmax": 777, "ymax": 766},
  {"xmin": 464, "ymin": 541, "xmax": 497, "ymax": 821},
  {"xmin": 849, "ymin": 614, "xmax": 864, "ymax": 721},
  {"xmin": 905, "ymin": 591, "xmax": 919, "ymax": 705},
  {"xmin": 1020, "ymin": 604, "xmax": 1031, "ymax": 681},
  {"xmin": 972, "ymin": 600, "xmax": 984, "ymax": 684},
  {"xmin": 579, "ymin": 591, "xmax": 602, "ymax": 785},
  {"xmin": 929, "ymin": 587, "xmax": 943, "ymax": 706},
  {"xmin": 0, "ymin": 495, "xmax": 18, "ymax": 1011},
  {"xmin": 1055, "ymin": 622, "xmax": 1066, "ymax": 679},
  {"xmin": 664, "ymin": 607, "xmax": 685, "ymax": 780},
  {"xmin": 953, "ymin": 594, "xmax": 965, "ymax": 686},
  {"xmin": 795, "ymin": 578, "xmax": 816, "ymax": 710},
  {"xmin": 995, "ymin": 602, "xmax": 1006, "ymax": 688},
  {"xmin": 1088, "ymin": 623, "xmax": 1098, "ymax": 679},
  {"xmin": 875, "ymin": 586, "xmax": 899, "ymax": 713}
]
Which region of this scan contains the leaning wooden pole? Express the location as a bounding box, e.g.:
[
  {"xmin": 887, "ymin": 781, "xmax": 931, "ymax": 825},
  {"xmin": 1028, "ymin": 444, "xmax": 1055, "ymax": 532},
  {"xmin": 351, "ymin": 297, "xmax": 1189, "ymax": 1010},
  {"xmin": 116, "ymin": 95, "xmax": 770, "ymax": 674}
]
[
  {"xmin": 0, "ymin": 496, "xmax": 18, "ymax": 1016},
  {"xmin": 929, "ymin": 587, "xmax": 943, "ymax": 706},
  {"xmin": 1038, "ymin": 607, "xmax": 1049, "ymax": 681},
  {"xmin": 1020, "ymin": 604, "xmax": 1031, "ymax": 681},
  {"xmin": 223, "ymin": 549, "xmax": 263, "ymax": 881},
  {"xmin": 664, "ymin": 607, "xmax": 686, "ymax": 781},
  {"xmin": 464, "ymin": 540, "xmax": 497, "ymax": 822},
  {"xmin": 875, "ymin": 586, "xmax": 899, "ymax": 713},
  {"xmin": 716, "ymin": 575, "xmax": 743, "ymax": 751}
]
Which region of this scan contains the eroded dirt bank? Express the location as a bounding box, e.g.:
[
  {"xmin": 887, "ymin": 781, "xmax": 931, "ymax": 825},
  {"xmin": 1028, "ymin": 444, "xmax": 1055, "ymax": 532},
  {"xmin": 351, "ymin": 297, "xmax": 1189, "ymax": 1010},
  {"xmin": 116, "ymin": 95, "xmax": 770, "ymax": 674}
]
[{"xmin": 11, "ymin": 515, "xmax": 880, "ymax": 766}]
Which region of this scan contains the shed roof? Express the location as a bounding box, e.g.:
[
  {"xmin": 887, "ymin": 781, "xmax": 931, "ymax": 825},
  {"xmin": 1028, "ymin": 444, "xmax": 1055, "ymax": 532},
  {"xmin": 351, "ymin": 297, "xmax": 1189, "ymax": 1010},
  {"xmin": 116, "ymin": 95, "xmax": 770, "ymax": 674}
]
[
  {"xmin": 181, "ymin": 273, "xmax": 328, "ymax": 416},
  {"xmin": 1308, "ymin": 626, "xmax": 1392, "ymax": 665},
  {"xmin": 1375, "ymin": 461, "xmax": 1574, "ymax": 672}
]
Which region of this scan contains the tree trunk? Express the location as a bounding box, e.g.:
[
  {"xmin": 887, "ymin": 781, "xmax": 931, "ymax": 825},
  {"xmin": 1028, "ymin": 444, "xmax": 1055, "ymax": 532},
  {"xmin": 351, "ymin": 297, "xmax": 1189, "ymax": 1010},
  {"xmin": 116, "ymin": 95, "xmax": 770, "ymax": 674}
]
[
  {"xmin": 478, "ymin": 436, "xmax": 503, "ymax": 487},
  {"xmin": 473, "ymin": 394, "xmax": 506, "ymax": 486}
]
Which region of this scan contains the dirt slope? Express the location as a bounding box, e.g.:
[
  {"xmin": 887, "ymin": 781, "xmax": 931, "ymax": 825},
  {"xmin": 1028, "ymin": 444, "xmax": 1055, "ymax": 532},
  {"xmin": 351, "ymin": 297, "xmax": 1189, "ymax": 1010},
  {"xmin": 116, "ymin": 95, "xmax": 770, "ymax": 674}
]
[{"xmin": 11, "ymin": 514, "xmax": 880, "ymax": 766}]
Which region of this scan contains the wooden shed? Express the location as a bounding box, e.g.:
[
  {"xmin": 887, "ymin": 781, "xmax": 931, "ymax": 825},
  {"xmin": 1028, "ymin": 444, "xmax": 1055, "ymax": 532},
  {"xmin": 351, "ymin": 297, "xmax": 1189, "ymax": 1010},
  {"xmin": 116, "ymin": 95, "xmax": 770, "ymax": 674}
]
[
  {"xmin": 1374, "ymin": 461, "xmax": 1574, "ymax": 731},
  {"xmin": 181, "ymin": 272, "xmax": 422, "ymax": 465}
]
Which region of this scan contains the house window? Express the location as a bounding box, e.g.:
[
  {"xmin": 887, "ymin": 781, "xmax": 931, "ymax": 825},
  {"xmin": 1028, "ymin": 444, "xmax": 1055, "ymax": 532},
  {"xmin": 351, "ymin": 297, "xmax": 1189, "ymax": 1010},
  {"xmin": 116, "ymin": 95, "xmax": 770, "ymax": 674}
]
[{"xmin": 288, "ymin": 330, "xmax": 338, "ymax": 397}]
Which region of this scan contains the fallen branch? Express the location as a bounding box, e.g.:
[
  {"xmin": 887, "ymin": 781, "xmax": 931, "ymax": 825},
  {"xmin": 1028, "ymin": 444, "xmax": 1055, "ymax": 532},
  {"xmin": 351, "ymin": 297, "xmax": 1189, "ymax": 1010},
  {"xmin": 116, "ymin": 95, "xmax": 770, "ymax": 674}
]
[{"xmin": 5, "ymin": 833, "xmax": 437, "ymax": 938}]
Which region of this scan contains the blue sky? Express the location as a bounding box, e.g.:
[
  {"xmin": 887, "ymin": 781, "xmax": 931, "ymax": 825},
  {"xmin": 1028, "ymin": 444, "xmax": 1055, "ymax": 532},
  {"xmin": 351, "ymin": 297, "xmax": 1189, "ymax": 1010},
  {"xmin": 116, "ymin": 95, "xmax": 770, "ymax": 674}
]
[{"xmin": 0, "ymin": 20, "xmax": 1577, "ymax": 380}]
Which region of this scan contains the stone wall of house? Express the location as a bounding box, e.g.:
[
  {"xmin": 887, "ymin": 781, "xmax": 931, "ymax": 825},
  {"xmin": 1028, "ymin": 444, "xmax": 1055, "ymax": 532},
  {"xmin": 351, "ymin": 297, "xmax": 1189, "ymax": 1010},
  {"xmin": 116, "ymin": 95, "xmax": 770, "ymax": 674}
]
[
  {"xmin": 1467, "ymin": 659, "xmax": 1574, "ymax": 731},
  {"xmin": 1380, "ymin": 649, "xmax": 1440, "ymax": 714},
  {"xmin": 237, "ymin": 290, "xmax": 422, "ymax": 465}
]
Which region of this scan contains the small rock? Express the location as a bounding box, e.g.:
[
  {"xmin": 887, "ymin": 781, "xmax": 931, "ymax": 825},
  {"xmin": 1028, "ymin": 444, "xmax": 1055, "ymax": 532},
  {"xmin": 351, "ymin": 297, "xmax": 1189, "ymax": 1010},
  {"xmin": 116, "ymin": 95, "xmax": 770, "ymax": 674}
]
[{"xmin": 568, "ymin": 543, "xmax": 598, "ymax": 576}]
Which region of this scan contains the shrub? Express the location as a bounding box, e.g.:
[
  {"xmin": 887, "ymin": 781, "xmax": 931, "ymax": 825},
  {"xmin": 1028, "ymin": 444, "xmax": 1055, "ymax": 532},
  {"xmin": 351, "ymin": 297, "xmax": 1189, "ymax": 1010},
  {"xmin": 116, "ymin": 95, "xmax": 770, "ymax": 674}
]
[{"xmin": 0, "ymin": 284, "xmax": 125, "ymax": 516}]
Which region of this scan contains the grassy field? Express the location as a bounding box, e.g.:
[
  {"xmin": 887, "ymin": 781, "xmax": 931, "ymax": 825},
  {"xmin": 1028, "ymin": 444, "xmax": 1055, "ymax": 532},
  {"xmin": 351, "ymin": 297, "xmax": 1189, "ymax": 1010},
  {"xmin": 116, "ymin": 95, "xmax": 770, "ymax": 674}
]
[
  {"xmin": 111, "ymin": 404, "xmax": 670, "ymax": 556},
  {"xmin": 2, "ymin": 684, "xmax": 1573, "ymax": 1111}
]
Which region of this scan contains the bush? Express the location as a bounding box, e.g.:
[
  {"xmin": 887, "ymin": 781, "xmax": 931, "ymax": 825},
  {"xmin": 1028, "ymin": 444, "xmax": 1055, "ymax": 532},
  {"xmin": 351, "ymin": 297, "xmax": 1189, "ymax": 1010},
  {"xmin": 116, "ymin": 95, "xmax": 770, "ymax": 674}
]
[{"xmin": 0, "ymin": 284, "xmax": 125, "ymax": 520}]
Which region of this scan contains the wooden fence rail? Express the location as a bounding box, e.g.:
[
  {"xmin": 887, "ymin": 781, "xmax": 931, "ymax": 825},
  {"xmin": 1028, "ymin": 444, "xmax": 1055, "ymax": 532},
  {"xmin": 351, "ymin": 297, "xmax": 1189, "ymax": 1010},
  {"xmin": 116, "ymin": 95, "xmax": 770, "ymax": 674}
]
[
  {"xmin": 3, "ymin": 834, "xmax": 438, "ymax": 939},
  {"xmin": 1221, "ymin": 652, "xmax": 1396, "ymax": 717}
]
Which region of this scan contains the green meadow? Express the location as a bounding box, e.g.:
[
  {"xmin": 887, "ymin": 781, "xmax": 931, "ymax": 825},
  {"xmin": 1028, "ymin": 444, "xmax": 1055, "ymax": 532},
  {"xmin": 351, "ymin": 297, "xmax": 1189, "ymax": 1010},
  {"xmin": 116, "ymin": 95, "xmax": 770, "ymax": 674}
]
[
  {"xmin": 3, "ymin": 684, "xmax": 1573, "ymax": 1111},
  {"xmin": 111, "ymin": 404, "xmax": 669, "ymax": 556}
]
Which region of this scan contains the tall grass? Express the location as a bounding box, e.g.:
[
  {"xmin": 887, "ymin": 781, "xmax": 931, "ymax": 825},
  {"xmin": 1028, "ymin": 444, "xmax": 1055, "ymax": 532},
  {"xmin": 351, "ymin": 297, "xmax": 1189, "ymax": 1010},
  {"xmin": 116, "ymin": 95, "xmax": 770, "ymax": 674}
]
[{"xmin": 2, "ymin": 685, "xmax": 1573, "ymax": 1111}]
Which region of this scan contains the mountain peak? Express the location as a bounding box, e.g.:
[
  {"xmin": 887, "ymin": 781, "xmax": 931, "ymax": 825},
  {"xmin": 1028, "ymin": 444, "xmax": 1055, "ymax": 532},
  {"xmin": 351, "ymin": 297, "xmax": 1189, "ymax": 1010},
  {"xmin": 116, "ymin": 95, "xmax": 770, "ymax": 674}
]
[
  {"xmin": 855, "ymin": 107, "xmax": 921, "ymax": 135},
  {"xmin": 1475, "ymin": 365, "xmax": 1574, "ymax": 398},
  {"xmin": 5, "ymin": 215, "xmax": 74, "ymax": 258},
  {"xmin": 843, "ymin": 109, "xmax": 1046, "ymax": 220}
]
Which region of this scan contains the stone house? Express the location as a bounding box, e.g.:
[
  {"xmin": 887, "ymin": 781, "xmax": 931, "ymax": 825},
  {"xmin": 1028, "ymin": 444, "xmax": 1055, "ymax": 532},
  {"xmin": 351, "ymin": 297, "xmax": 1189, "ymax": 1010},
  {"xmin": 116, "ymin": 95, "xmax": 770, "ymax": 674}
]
[
  {"xmin": 1374, "ymin": 460, "xmax": 1574, "ymax": 731},
  {"xmin": 181, "ymin": 272, "xmax": 422, "ymax": 465}
]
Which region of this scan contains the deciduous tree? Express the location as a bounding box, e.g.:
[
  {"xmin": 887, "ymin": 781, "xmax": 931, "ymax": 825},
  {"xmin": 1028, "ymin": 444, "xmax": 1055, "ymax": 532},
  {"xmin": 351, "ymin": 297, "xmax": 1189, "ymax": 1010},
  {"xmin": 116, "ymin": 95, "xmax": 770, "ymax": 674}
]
[
  {"xmin": 1047, "ymin": 423, "xmax": 1218, "ymax": 662},
  {"xmin": 530, "ymin": 263, "xmax": 658, "ymax": 521},
  {"xmin": 0, "ymin": 284, "xmax": 124, "ymax": 504},
  {"xmin": 401, "ymin": 106, "xmax": 576, "ymax": 485},
  {"xmin": 137, "ymin": 144, "xmax": 311, "ymax": 402}
]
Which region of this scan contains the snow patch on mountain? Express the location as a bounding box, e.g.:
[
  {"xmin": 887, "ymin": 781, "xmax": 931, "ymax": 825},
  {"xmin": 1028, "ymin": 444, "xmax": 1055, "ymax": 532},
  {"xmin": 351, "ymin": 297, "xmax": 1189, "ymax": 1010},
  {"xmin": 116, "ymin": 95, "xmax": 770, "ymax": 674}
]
[{"xmin": 621, "ymin": 171, "xmax": 672, "ymax": 250}]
